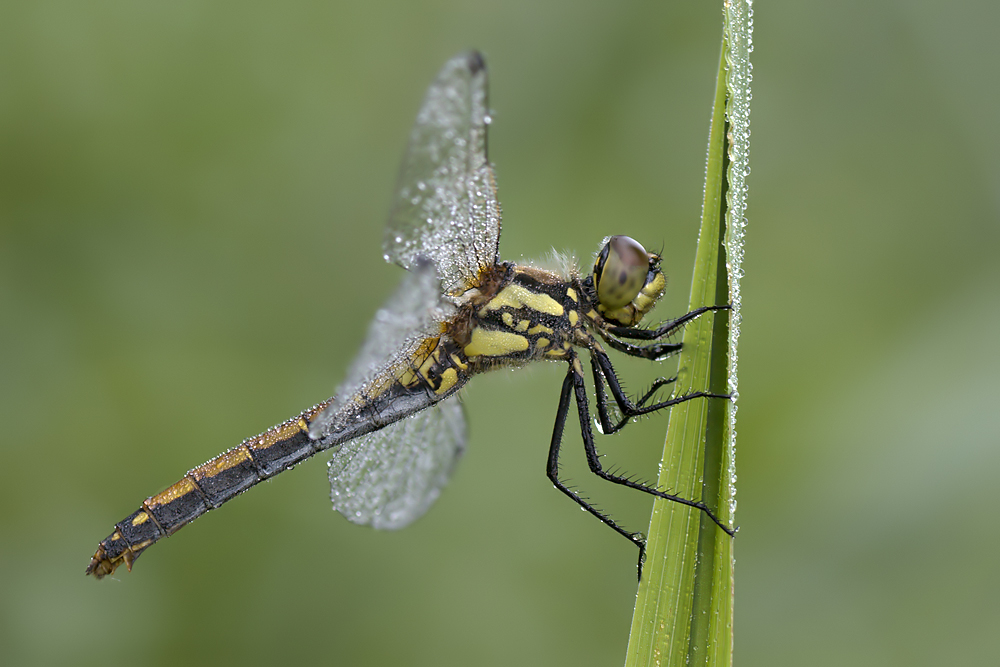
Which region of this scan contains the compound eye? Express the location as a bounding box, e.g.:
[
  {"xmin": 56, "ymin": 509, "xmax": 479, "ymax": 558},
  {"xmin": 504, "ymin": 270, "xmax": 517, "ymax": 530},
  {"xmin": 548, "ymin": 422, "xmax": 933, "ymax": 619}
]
[{"xmin": 595, "ymin": 236, "xmax": 650, "ymax": 310}]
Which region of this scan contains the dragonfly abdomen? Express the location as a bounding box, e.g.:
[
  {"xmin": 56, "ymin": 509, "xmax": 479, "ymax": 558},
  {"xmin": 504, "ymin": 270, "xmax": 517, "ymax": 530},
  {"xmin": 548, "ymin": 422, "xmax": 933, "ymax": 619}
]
[
  {"xmin": 85, "ymin": 400, "xmax": 335, "ymax": 579},
  {"xmin": 86, "ymin": 335, "xmax": 473, "ymax": 579}
]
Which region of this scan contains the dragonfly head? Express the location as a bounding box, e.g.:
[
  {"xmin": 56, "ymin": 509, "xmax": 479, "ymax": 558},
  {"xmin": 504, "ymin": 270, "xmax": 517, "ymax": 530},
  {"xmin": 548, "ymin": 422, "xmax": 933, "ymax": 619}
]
[{"xmin": 592, "ymin": 235, "xmax": 666, "ymax": 326}]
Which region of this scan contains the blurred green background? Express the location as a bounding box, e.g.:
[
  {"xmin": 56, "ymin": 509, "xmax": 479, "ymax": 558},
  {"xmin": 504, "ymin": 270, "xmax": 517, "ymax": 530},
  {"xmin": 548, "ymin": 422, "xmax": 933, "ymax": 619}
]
[{"xmin": 2, "ymin": 1, "xmax": 997, "ymax": 665}]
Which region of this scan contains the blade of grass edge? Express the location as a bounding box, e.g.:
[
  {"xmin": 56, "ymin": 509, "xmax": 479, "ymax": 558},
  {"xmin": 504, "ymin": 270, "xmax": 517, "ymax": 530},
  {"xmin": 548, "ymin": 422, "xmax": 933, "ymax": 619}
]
[
  {"xmin": 624, "ymin": 0, "xmax": 750, "ymax": 659},
  {"xmin": 707, "ymin": 0, "xmax": 751, "ymax": 662}
]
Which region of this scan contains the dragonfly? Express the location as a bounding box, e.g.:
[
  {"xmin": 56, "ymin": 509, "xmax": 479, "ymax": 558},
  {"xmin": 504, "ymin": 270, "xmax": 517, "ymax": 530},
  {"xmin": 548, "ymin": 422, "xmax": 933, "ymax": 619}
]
[{"xmin": 86, "ymin": 51, "xmax": 733, "ymax": 580}]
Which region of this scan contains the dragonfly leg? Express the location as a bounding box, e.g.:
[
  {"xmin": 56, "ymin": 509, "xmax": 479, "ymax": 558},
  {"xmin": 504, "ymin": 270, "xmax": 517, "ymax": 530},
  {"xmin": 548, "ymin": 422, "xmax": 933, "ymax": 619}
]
[
  {"xmin": 601, "ymin": 304, "xmax": 731, "ymax": 360},
  {"xmin": 607, "ymin": 304, "xmax": 731, "ymax": 341},
  {"xmin": 573, "ymin": 351, "xmax": 737, "ymax": 539},
  {"xmin": 591, "ymin": 349, "xmax": 732, "ymax": 430},
  {"xmin": 601, "ymin": 336, "xmax": 682, "ymax": 361},
  {"xmin": 590, "ymin": 352, "xmax": 678, "ymax": 435},
  {"xmin": 547, "ymin": 356, "xmax": 647, "ymax": 578}
]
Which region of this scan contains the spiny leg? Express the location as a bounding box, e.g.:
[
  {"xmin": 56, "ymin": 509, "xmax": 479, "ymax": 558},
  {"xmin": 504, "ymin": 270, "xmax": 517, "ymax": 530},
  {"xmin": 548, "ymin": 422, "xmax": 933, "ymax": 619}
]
[
  {"xmin": 606, "ymin": 304, "xmax": 732, "ymax": 341},
  {"xmin": 591, "ymin": 354, "xmax": 677, "ymax": 436},
  {"xmin": 600, "ymin": 304, "xmax": 731, "ymax": 360},
  {"xmin": 601, "ymin": 336, "xmax": 681, "ymax": 361},
  {"xmin": 574, "ymin": 351, "xmax": 736, "ymax": 538},
  {"xmin": 591, "ymin": 350, "xmax": 729, "ymax": 434},
  {"xmin": 547, "ymin": 357, "xmax": 647, "ymax": 576}
]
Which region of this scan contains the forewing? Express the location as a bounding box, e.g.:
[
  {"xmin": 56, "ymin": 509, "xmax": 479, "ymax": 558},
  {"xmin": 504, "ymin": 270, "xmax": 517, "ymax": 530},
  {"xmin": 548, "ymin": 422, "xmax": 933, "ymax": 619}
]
[
  {"xmin": 384, "ymin": 51, "xmax": 501, "ymax": 294},
  {"xmin": 308, "ymin": 258, "xmax": 452, "ymax": 440},
  {"xmin": 328, "ymin": 398, "xmax": 466, "ymax": 530}
]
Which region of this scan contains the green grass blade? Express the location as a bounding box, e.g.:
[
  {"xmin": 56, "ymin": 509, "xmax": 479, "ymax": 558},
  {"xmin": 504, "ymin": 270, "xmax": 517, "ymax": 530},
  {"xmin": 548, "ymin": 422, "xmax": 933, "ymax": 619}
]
[{"xmin": 624, "ymin": 1, "xmax": 751, "ymax": 664}]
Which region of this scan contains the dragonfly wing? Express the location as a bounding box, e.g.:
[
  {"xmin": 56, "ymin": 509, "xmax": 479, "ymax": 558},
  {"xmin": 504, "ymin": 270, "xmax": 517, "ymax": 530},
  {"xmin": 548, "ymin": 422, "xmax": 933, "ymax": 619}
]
[
  {"xmin": 328, "ymin": 397, "xmax": 466, "ymax": 529},
  {"xmin": 318, "ymin": 53, "xmax": 495, "ymax": 530},
  {"xmin": 308, "ymin": 258, "xmax": 453, "ymax": 439},
  {"xmin": 384, "ymin": 51, "xmax": 501, "ymax": 295}
]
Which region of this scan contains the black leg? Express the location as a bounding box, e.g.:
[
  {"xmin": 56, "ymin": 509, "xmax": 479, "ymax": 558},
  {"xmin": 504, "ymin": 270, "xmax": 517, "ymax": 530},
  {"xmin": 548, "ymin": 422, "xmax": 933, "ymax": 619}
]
[
  {"xmin": 547, "ymin": 356, "xmax": 647, "ymax": 577},
  {"xmin": 590, "ymin": 353, "xmax": 678, "ymax": 435},
  {"xmin": 601, "ymin": 336, "xmax": 682, "ymax": 361},
  {"xmin": 591, "ymin": 350, "xmax": 730, "ymax": 432},
  {"xmin": 599, "ymin": 304, "xmax": 730, "ymax": 360},
  {"xmin": 572, "ymin": 353, "xmax": 736, "ymax": 539},
  {"xmin": 606, "ymin": 304, "xmax": 731, "ymax": 341}
]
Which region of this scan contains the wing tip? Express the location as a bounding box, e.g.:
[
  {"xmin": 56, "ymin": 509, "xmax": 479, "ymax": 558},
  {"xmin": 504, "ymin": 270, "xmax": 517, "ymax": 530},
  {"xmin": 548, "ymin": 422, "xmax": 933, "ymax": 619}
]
[{"xmin": 465, "ymin": 50, "xmax": 486, "ymax": 75}]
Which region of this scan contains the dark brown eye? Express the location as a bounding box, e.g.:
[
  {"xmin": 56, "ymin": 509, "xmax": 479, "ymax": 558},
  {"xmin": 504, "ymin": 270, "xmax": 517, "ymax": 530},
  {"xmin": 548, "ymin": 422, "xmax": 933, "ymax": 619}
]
[{"xmin": 594, "ymin": 236, "xmax": 650, "ymax": 310}]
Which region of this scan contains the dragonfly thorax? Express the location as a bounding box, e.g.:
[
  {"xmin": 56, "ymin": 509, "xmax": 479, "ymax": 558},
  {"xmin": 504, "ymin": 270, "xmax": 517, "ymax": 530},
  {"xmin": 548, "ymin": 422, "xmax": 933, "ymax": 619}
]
[{"xmin": 453, "ymin": 266, "xmax": 581, "ymax": 366}]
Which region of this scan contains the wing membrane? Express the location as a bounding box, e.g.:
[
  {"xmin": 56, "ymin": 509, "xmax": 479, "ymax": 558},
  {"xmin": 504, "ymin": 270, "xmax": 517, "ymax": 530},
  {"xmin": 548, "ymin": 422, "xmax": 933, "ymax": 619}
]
[
  {"xmin": 309, "ymin": 259, "xmax": 466, "ymax": 528},
  {"xmin": 328, "ymin": 398, "xmax": 465, "ymax": 530},
  {"xmin": 309, "ymin": 259, "xmax": 452, "ymax": 439},
  {"xmin": 384, "ymin": 51, "xmax": 501, "ymax": 294},
  {"xmin": 316, "ymin": 52, "xmax": 497, "ymax": 531}
]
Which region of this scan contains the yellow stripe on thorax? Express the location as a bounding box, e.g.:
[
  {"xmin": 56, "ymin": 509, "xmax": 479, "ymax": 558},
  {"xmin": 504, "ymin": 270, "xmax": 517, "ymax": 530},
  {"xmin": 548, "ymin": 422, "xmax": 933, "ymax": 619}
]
[
  {"xmin": 464, "ymin": 328, "xmax": 529, "ymax": 357},
  {"xmin": 479, "ymin": 283, "xmax": 564, "ymax": 317}
]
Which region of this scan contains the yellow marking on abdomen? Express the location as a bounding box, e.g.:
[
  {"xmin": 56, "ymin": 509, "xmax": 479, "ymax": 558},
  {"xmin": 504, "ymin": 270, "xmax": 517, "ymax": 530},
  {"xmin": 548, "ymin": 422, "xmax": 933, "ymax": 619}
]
[
  {"xmin": 395, "ymin": 337, "xmax": 443, "ymax": 389},
  {"xmin": 398, "ymin": 367, "xmax": 418, "ymax": 387},
  {"xmin": 464, "ymin": 328, "xmax": 529, "ymax": 357},
  {"xmin": 480, "ymin": 284, "xmax": 564, "ymax": 317},
  {"xmin": 191, "ymin": 446, "xmax": 253, "ymax": 481},
  {"xmin": 131, "ymin": 512, "xmax": 150, "ymax": 527},
  {"xmin": 417, "ymin": 345, "xmax": 444, "ymax": 378},
  {"xmin": 258, "ymin": 419, "xmax": 308, "ymax": 448},
  {"xmin": 148, "ymin": 477, "xmax": 199, "ymax": 507},
  {"xmin": 435, "ymin": 368, "xmax": 459, "ymax": 394}
]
